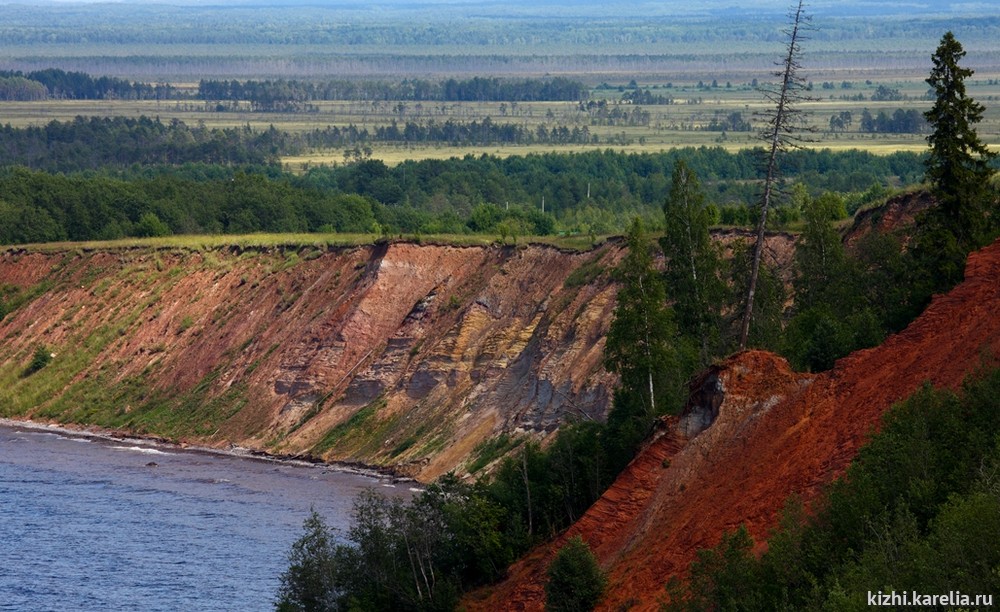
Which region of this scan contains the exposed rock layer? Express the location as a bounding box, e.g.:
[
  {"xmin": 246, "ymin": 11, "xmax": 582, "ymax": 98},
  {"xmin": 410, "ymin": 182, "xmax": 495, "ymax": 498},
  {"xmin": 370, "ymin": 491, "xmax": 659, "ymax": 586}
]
[
  {"xmin": 0, "ymin": 241, "xmax": 624, "ymax": 481},
  {"xmin": 469, "ymin": 236, "xmax": 1000, "ymax": 611}
]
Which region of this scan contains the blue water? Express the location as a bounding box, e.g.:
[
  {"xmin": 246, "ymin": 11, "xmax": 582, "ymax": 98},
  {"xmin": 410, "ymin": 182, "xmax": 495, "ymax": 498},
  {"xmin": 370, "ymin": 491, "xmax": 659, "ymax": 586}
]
[{"xmin": 0, "ymin": 423, "xmax": 410, "ymax": 611}]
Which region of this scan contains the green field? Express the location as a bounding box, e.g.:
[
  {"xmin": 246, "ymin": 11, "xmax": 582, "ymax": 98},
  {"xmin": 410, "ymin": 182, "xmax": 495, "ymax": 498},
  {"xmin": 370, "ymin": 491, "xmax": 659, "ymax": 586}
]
[{"xmin": 3, "ymin": 74, "xmax": 998, "ymax": 168}]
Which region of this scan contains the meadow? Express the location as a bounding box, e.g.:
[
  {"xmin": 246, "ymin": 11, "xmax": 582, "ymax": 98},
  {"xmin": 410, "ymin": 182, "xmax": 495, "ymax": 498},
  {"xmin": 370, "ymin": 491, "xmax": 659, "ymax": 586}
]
[{"xmin": 2, "ymin": 74, "xmax": 998, "ymax": 170}]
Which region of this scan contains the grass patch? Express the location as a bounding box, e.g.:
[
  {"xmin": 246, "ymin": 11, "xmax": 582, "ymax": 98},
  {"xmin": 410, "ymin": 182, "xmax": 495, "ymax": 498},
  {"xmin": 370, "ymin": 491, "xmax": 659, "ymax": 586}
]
[
  {"xmin": 21, "ymin": 345, "xmax": 53, "ymax": 378},
  {"xmin": 390, "ymin": 435, "xmax": 417, "ymax": 457},
  {"xmin": 312, "ymin": 396, "xmax": 386, "ymax": 455},
  {"xmin": 563, "ymin": 249, "xmax": 609, "ymax": 288},
  {"xmin": 467, "ymin": 433, "xmax": 524, "ymax": 473},
  {"xmin": 0, "ymin": 279, "xmax": 55, "ymax": 323},
  {"xmin": 5, "ymin": 232, "xmax": 604, "ymax": 257}
]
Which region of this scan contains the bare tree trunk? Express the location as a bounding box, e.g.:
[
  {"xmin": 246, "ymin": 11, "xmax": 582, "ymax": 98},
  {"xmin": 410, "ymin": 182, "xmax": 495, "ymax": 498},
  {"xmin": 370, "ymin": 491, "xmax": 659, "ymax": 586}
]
[
  {"xmin": 637, "ymin": 274, "xmax": 656, "ymax": 415},
  {"xmin": 739, "ymin": 0, "xmax": 810, "ymax": 350},
  {"xmin": 521, "ymin": 450, "xmax": 533, "ymax": 537}
]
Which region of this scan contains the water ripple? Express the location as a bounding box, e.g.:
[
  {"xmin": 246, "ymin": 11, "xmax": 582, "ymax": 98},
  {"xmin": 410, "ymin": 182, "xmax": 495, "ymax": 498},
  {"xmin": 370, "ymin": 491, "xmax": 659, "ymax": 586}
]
[{"xmin": 0, "ymin": 423, "xmax": 405, "ymax": 611}]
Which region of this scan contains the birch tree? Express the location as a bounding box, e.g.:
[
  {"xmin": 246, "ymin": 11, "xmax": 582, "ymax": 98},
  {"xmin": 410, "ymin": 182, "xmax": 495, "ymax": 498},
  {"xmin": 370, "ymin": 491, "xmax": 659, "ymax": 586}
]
[{"xmin": 661, "ymin": 160, "xmax": 727, "ymax": 363}]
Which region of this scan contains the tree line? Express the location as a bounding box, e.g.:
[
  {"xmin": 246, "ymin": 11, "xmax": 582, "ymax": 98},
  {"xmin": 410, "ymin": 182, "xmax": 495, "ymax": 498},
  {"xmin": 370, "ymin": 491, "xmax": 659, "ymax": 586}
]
[
  {"xmin": 198, "ymin": 76, "xmax": 590, "ymax": 105},
  {"xmin": 0, "ymin": 68, "xmax": 175, "ymax": 100},
  {"xmin": 0, "ymin": 117, "xmax": 286, "ymax": 171},
  {"xmin": 0, "ymin": 141, "xmax": 929, "ymax": 245},
  {"xmin": 304, "ymin": 119, "xmax": 594, "ymax": 148},
  {"xmin": 0, "ymin": 68, "xmax": 587, "ymax": 105},
  {"xmin": 0, "ymin": 166, "xmax": 563, "ymax": 245}
]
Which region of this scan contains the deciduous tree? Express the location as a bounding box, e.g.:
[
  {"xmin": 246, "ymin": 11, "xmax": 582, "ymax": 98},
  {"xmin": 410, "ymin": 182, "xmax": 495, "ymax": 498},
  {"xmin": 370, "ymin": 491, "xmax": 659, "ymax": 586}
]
[
  {"xmin": 660, "ymin": 160, "xmax": 727, "ymax": 363},
  {"xmin": 275, "ymin": 510, "xmax": 341, "ymax": 612},
  {"xmin": 545, "ymin": 536, "xmax": 606, "ymax": 612}
]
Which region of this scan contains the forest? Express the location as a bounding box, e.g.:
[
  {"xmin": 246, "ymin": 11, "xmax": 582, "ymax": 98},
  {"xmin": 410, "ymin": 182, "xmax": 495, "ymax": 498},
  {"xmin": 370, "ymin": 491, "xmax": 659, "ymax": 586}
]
[{"xmin": 0, "ymin": 144, "xmax": 925, "ymax": 246}]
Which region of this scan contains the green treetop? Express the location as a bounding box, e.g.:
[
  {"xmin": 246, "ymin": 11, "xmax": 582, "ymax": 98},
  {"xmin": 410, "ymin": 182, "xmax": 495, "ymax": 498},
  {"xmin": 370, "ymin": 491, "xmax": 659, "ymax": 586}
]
[
  {"xmin": 924, "ymin": 31, "xmax": 997, "ymax": 248},
  {"xmin": 660, "ymin": 160, "xmax": 726, "ymax": 363}
]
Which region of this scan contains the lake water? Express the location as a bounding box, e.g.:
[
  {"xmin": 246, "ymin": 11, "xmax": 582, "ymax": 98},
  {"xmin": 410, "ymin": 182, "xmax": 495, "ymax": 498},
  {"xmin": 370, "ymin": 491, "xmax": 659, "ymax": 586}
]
[{"xmin": 0, "ymin": 422, "xmax": 411, "ymax": 611}]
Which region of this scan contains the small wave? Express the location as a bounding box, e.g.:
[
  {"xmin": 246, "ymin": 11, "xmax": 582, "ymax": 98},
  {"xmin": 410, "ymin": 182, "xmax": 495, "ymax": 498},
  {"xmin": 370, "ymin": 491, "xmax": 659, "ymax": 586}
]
[
  {"xmin": 110, "ymin": 445, "xmax": 171, "ymax": 456},
  {"xmin": 189, "ymin": 477, "xmax": 233, "ymax": 485},
  {"xmin": 27, "ymin": 431, "xmax": 68, "ymax": 440}
]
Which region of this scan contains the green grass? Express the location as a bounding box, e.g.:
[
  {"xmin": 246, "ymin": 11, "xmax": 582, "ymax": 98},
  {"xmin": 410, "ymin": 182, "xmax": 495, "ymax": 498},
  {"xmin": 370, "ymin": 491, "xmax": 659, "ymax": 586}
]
[
  {"xmin": 3, "ymin": 231, "xmax": 609, "ymax": 257},
  {"xmin": 564, "ymin": 249, "xmax": 610, "ymax": 288},
  {"xmin": 0, "ymin": 278, "xmax": 55, "ymax": 324},
  {"xmin": 312, "ymin": 397, "xmax": 386, "ymax": 455},
  {"xmin": 467, "ymin": 433, "xmax": 524, "ymax": 473}
]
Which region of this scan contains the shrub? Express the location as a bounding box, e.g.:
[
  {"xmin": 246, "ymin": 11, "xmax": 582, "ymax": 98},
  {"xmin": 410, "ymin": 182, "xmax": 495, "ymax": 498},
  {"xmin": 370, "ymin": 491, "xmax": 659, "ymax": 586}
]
[
  {"xmin": 545, "ymin": 536, "xmax": 606, "ymax": 612},
  {"xmin": 23, "ymin": 345, "xmax": 52, "ymax": 376}
]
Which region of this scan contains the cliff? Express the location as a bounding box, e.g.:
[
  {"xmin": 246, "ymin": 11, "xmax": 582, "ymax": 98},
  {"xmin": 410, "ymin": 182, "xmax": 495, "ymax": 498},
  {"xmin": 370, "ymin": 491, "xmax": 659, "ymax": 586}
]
[
  {"xmin": 468, "ymin": 236, "xmax": 1000, "ymax": 610},
  {"xmin": 0, "ymin": 240, "xmax": 625, "ymax": 481}
]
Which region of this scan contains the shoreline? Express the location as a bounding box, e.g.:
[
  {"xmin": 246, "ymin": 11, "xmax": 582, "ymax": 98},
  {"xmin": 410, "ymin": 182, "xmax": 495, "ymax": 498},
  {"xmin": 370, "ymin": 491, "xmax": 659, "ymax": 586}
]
[{"xmin": 0, "ymin": 416, "xmax": 417, "ymax": 484}]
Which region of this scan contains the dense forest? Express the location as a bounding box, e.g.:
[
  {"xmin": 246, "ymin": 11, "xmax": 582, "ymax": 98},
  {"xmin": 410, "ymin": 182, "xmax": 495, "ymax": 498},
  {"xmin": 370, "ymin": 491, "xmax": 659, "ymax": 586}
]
[
  {"xmin": 0, "ymin": 69, "xmax": 590, "ymax": 105},
  {"xmin": 0, "ymin": 142, "xmax": 926, "ymax": 245},
  {"xmin": 0, "ymin": 69, "xmax": 175, "ymax": 101}
]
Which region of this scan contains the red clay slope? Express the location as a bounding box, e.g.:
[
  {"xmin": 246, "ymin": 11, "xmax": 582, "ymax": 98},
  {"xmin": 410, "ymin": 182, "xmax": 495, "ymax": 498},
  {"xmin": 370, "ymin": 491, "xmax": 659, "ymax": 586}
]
[{"xmin": 470, "ymin": 238, "xmax": 1000, "ymax": 611}]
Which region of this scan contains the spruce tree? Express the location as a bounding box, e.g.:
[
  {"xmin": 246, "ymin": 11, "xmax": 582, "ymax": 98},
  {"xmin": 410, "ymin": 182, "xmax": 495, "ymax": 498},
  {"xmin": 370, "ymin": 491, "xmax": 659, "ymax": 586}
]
[
  {"xmin": 739, "ymin": 0, "xmax": 813, "ymax": 350},
  {"xmin": 924, "ymin": 31, "xmax": 996, "ymax": 250},
  {"xmin": 605, "ymin": 218, "xmax": 682, "ymax": 418}
]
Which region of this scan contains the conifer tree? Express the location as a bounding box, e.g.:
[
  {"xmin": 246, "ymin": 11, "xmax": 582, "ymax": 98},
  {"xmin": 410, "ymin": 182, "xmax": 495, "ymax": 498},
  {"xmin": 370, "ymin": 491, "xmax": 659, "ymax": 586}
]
[
  {"xmin": 605, "ymin": 218, "xmax": 680, "ymax": 417},
  {"xmin": 923, "ymin": 31, "xmax": 997, "ymax": 250},
  {"xmin": 604, "ymin": 218, "xmax": 688, "ymax": 471}
]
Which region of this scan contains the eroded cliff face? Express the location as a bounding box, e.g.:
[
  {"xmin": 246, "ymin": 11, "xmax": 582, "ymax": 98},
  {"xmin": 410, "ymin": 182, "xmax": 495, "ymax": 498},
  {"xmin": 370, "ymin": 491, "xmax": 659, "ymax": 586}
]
[
  {"xmin": 0, "ymin": 241, "xmax": 622, "ymax": 481},
  {"xmin": 470, "ymin": 236, "xmax": 1000, "ymax": 611}
]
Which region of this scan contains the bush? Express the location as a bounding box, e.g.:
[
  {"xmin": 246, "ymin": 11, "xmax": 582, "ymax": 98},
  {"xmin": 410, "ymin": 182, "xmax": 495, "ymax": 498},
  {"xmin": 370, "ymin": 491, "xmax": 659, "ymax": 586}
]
[
  {"xmin": 545, "ymin": 536, "xmax": 606, "ymax": 612},
  {"xmin": 23, "ymin": 345, "xmax": 52, "ymax": 377}
]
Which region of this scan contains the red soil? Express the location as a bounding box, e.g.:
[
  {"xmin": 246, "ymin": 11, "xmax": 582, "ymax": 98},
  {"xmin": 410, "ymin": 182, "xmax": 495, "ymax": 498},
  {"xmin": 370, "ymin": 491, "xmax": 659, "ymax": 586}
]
[{"xmin": 469, "ymin": 236, "xmax": 1000, "ymax": 611}]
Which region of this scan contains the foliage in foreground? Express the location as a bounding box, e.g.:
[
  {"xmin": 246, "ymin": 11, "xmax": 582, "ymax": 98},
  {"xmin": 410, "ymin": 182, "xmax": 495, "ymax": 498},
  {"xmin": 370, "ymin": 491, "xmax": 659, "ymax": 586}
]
[
  {"xmin": 667, "ymin": 365, "xmax": 1000, "ymax": 611},
  {"xmin": 276, "ymin": 510, "xmax": 341, "ymax": 612},
  {"xmin": 546, "ymin": 536, "xmax": 607, "ymax": 612}
]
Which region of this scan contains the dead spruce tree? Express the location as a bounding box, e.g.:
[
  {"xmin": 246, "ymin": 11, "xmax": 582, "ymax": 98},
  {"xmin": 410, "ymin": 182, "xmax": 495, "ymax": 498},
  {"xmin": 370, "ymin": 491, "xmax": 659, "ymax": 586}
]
[{"xmin": 739, "ymin": 0, "xmax": 814, "ymax": 350}]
